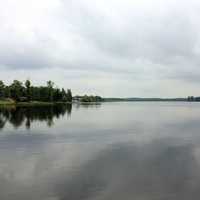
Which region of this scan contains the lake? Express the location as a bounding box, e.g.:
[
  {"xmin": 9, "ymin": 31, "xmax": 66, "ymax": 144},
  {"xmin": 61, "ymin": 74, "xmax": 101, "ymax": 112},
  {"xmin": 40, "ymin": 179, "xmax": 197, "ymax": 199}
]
[{"xmin": 0, "ymin": 102, "xmax": 200, "ymax": 200}]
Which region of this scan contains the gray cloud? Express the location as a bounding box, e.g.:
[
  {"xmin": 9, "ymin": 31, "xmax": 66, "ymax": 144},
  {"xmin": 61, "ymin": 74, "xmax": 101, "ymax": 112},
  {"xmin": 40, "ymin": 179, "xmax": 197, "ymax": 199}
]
[{"xmin": 1, "ymin": 0, "xmax": 200, "ymax": 96}]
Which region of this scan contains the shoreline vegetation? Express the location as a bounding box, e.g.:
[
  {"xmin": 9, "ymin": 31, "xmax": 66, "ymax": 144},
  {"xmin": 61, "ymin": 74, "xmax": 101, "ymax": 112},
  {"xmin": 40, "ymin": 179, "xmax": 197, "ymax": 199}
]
[
  {"xmin": 0, "ymin": 80, "xmax": 103, "ymax": 106},
  {"xmin": 1, "ymin": 80, "xmax": 200, "ymax": 106},
  {"xmin": 1, "ymin": 96, "xmax": 200, "ymax": 106},
  {"xmin": 0, "ymin": 100, "xmax": 73, "ymax": 106},
  {"xmin": 0, "ymin": 80, "xmax": 72, "ymax": 106}
]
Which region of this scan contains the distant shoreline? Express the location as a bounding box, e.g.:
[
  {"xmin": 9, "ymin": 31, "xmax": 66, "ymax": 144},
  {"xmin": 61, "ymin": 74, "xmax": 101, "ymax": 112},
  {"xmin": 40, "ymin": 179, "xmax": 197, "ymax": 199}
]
[
  {"xmin": 102, "ymin": 97, "xmax": 199, "ymax": 102},
  {"xmin": 103, "ymin": 98, "xmax": 188, "ymax": 102},
  {"xmin": 1, "ymin": 97, "xmax": 200, "ymax": 106}
]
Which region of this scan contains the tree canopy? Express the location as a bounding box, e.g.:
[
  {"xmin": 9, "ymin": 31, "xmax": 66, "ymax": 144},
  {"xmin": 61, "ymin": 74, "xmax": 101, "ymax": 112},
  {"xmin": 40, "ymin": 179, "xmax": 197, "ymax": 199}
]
[
  {"xmin": 0, "ymin": 80, "xmax": 72, "ymax": 102},
  {"xmin": 73, "ymin": 95, "xmax": 102, "ymax": 103}
]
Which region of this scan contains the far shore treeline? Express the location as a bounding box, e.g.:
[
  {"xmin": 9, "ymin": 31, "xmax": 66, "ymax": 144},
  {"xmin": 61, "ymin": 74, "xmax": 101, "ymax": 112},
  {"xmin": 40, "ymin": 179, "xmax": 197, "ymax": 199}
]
[
  {"xmin": 1, "ymin": 79, "xmax": 200, "ymax": 104},
  {"xmin": 0, "ymin": 80, "xmax": 72, "ymax": 103}
]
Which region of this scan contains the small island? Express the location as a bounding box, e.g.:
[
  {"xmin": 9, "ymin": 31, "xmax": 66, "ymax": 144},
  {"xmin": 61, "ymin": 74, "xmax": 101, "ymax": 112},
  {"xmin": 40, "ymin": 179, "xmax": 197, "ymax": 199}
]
[{"xmin": 73, "ymin": 95, "xmax": 102, "ymax": 103}]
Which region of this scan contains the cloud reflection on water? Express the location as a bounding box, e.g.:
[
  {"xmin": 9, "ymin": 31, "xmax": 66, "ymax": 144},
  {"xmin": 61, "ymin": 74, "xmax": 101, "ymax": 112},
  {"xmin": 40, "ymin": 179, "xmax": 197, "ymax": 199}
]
[{"xmin": 0, "ymin": 102, "xmax": 200, "ymax": 200}]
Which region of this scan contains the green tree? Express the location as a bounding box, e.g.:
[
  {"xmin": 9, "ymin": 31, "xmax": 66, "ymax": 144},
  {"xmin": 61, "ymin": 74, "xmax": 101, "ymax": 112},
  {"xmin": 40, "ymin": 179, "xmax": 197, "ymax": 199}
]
[
  {"xmin": 66, "ymin": 89, "xmax": 72, "ymax": 102},
  {"xmin": 25, "ymin": 79, "xmax": 31, "ymax": 101},
  {"xmin": 10, "ymin": 80, "xmax": 24, "ymax": 101},
  {"xmin": 0, "ymin": 79, "xmax": 72, "ymax": 103},
  {"xmin": 47, "ymin": 81, "xmax": 54, "ymax": 101},
  {"xmin": 47, "ymin": 80, "xmax": 54, "ymax": 88},
  {"xmin": 4, "ymin": 86, "xmax": 11, "ymax": 98},
  {"xmin": 0, "ymin": 80, "xmax": 5, "ymax": 99}
]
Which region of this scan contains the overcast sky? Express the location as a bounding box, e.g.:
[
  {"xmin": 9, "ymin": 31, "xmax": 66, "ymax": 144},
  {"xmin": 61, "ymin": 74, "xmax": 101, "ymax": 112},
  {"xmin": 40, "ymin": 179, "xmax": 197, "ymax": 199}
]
[{"xmin": 1, "ymin": 0, "xmax": 200, "ymax": 97}]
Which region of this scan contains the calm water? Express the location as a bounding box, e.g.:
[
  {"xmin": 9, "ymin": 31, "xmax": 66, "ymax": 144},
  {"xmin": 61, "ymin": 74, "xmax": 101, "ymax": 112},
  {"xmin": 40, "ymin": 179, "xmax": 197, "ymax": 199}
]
[{"xmin": 0, "ymin": 102, "xmax": 200, "ymax": 200}]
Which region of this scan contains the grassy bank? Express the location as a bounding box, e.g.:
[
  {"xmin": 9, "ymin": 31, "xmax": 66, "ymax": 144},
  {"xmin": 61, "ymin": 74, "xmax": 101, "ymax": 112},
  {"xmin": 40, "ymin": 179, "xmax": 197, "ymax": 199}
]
[
  {"xmin": 0, "ymin": 99, "xmax": 15, "ymax": 105},
  {"xmin": 0, "ymin": 100, "xmax": 72, "ymax": 106}
]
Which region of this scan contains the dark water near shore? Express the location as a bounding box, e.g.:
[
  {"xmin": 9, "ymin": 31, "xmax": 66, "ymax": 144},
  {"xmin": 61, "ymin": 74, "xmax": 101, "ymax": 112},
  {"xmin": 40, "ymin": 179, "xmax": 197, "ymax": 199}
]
[{"xmin": 1, "ymin": 102, "xmax": 200, "ymax": 200}]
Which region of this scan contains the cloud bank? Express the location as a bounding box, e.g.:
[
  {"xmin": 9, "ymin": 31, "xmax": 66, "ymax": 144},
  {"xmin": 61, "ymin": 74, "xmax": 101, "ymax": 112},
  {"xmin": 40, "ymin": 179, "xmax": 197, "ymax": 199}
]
[{"xmin": 1, "ymin": 0, "xmax": 200, "ymax": 97}]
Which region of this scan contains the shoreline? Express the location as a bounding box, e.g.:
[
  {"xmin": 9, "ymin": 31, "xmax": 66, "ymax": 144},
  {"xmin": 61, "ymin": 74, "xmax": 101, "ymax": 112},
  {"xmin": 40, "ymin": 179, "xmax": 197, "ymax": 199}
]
[
  {"xmin": 0, "ymin": 100, "xmax": 72, "ymax": 106},
  {"xmin": 0, "ymin": 100, "xmax": 197, "ymax": 106}
]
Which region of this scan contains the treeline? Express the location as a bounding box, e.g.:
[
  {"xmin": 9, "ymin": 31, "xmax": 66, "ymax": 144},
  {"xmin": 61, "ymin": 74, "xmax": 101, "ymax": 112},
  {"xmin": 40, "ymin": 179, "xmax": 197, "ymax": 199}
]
[
  {"xmin": 187, "ymin": 96, "xmax": 200, "ymax": 102},
  {"xmin": 0, "ymin": 80, "xmax": 72, "ymax": 102},
  {"xmin": 73, "ymin": 95, "xmax": 102, "ymax": 103}
]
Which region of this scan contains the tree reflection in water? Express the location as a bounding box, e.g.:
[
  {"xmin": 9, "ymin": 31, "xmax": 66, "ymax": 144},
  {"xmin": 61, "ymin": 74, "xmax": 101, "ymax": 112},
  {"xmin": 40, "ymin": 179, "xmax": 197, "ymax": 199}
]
[{"xmin": 0, "ymin": 104, "xmax": 72, "ymax": 129}]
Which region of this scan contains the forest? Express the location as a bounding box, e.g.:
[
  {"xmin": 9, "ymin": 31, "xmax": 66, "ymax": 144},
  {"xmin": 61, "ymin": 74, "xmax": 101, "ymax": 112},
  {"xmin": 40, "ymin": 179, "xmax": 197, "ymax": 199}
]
[{"xmin": 0, "ymin": 80, "xmax": 72, "ymax": 103}]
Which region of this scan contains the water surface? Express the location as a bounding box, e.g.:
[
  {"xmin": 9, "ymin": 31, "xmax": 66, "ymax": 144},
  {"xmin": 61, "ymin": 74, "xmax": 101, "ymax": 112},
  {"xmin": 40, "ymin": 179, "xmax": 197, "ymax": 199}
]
[{"xmin": 0, "ymin": 102, "xmax": 200, "ymax": 200}]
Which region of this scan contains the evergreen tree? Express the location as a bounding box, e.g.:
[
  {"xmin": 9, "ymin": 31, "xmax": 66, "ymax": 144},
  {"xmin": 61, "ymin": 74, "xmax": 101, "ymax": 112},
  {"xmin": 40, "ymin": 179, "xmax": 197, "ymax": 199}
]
[
  {"xmin": 25, "ymin": 79, "xmax": 31, "ymax": 101},
  {"xmin": 47, "ymin": 81, "xmax": 54, "ymax": 102},
  {"xmin": 0, "ymin": 80, "xmax": 73, "ymax": 103},
  {"xmin": 0, "ymin": 81, "xmax": 5, "ymax": 99},
  {"xmin": 66, "ymin": 89, "xmax": 72, "ymax": 102},
  {"xmin": 10, "ymin": 80, "xmax": 24, "ymax": 101}
]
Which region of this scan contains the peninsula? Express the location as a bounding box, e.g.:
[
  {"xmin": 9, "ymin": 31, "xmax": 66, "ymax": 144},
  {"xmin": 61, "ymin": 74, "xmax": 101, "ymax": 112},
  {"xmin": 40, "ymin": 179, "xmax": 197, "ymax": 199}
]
[{"xmin": 0, "ymin": 80, "xmax": 72, "ymax": 105}]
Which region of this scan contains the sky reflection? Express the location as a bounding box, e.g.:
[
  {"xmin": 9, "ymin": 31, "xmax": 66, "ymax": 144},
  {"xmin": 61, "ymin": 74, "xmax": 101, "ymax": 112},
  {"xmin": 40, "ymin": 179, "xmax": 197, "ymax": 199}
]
[{"xmin": 0, "ymin": 102, "xmax": 200, "ymax": 200}]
